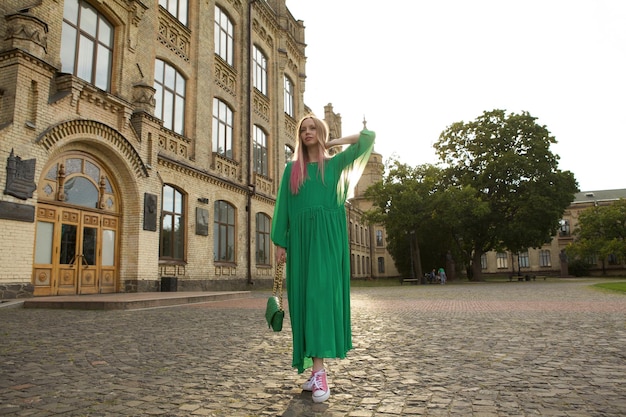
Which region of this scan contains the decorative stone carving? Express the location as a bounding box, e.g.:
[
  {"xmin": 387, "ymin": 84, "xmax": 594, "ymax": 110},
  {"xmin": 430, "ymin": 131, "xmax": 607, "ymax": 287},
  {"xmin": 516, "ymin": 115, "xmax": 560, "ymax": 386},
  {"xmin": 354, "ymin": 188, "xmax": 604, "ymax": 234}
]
[
  {"xmin": 196, "ymin": 207, "xmax": 209, "ymax": 236},
  {"xmin": 5, "ymin": 13, "xmax": 48, "ymax": 59},
  {"xmin": 132, "ymin": 83, "xmax": 156, "ymax": 113},
  {"xmin": 4, "ymin": 149, "xmax": 36, "ymax": 200},
  {"xmin": 143, "ymin": 193, "xmax": 158, "ymax": 231}
]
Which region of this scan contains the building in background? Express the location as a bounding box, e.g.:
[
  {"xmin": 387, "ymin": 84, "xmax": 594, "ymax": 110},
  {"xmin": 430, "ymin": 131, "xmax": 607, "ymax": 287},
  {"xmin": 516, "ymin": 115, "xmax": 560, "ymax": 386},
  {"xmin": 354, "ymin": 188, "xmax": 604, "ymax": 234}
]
[
  {"xmin": 0, "ymin": 0, "xmax": 398, "ymax": 299},
  {"xmin": 480, "ymin": 189, "xmax": 626, "ymax": 278}
]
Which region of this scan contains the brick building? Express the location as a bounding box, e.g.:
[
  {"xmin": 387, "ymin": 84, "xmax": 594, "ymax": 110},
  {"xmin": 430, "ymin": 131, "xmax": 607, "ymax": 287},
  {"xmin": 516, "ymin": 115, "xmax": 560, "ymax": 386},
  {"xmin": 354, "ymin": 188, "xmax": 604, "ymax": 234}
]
[
  {"xmin": 480, "ymin": 189, "xmax": 626, "ymax": 278},
  {"xmin": 0, "ymin": 0, "xmax": 397, "ymax": 299}
]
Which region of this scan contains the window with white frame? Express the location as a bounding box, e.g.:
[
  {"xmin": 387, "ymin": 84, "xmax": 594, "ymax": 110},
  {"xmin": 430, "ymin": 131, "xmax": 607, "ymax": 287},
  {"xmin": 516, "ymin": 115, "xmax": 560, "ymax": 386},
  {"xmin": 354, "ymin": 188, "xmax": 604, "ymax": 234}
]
[
  {"xmin": 481, "ymin": 253, "xmax": 488, "ymax": 269},
  {"xmin": 284, "ymin": 76, "xmax": 294, "ymax": 117},
  {"xmin": 214, "ymin": 200, "xmax": 236, "ymax": 262},
  {"xmin": 61, "ymin": 0, "xmax": 114, "ymax": 91},
  {"xmin": 253, "ymin": 46, "xmax": 268, "ymax": 95},
  {"xmin": 496, "ymin": 252, "xmax": 508, "ymax": 269},
  {"xmin": 518, "ymin": 251, "xmax": 530, "ymax": 268},
  {"xmin": 378, "ymin": 257, "xmax": 385, "ymax": 273},
  {"xmin": 253, "ymin": 125, "xmax": 268, "ymax": 176},
  {"xmin": 154, "ymin": 59, "xmax": 186, "ymax": 135},
  {"xmin": 212, "ymin": 98, "xmax": 233, "ymax": 158},
  {"xmin": 214, "ymin": 6, "xmax": 234, "ymax": 65},
  {"xmin": 559, "ymin": 219, "xmax": 570, "ymax": 237},
  {"xmin": 376, "ymin": 230, "xmax": 384, "ymax": 246},
  {"xmin": 159, "ymin": 0, "xmax": 188, "ymax": 25},
  {"xmin": 539, "ymin": 250, "xmax": 551, "ymax": 267}
]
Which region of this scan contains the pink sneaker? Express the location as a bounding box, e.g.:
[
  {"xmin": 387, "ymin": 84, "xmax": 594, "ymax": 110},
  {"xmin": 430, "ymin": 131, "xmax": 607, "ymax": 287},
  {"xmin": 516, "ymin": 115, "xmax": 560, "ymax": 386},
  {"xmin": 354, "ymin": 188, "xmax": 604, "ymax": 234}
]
[
  {"xmin": 302, "ymin": 373, "xmax": 315, "ymax": 391},
  {"xmin": 311, "ymin": 369, "xmax": 330, "ymax": 403}
]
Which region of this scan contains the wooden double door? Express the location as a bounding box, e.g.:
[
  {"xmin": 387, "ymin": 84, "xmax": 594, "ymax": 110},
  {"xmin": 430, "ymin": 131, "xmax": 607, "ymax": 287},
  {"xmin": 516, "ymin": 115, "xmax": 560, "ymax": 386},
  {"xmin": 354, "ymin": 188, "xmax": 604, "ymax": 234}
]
[{"xmin": 33, "ymin": 204, "xmax": 118, "ymax": 296}]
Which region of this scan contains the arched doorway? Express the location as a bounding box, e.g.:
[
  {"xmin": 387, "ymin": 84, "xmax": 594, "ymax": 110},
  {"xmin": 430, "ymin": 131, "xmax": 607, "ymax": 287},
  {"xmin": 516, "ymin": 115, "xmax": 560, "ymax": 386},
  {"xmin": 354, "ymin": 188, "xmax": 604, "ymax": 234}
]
[{"xmin": 33, "ymin": 152, "xmax": 120, "ymax": 296}]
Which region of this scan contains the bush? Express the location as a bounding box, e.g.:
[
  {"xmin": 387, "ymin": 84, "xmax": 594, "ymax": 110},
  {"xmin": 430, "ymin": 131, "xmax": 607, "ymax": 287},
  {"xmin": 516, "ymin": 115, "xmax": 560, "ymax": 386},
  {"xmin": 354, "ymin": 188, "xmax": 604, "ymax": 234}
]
[{"xmin": 568, "ymin": 259, "xmax": 590, "ymax": 277}]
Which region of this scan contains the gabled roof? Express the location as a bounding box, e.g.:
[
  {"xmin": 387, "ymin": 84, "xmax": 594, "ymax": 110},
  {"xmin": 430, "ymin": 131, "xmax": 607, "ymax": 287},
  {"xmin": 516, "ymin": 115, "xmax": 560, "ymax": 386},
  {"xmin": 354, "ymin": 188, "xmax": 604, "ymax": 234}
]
[{"xmin": 573, "ymin": 189, "xmax": 626, "ymax": 203}]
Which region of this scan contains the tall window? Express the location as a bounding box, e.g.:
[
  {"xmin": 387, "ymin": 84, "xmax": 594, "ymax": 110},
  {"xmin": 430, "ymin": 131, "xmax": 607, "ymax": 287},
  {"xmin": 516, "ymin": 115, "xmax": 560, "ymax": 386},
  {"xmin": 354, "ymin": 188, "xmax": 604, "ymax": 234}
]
[
  {"xmin": 256, "ymin": 213, "xmax": 271, "ymax": 265},
  {"xmin": 378, "ymin": 257, "xmax": 385, "ymax": 273},
  {"xmin": 284, "ymin": 145, "xmax": 293, "ymax": 165},
  {"xmin": 496, "ymin": 252, "xmax": 508, "ymax": 269},
  {"xmin": 284, "ymin": 76, "xmax": 294, "ymax": 117},
  {"xmin": 215, "ymin": 6, "xmax": 234, "ymax": 65},
  {"xmin": 154, "ymin": 59, "xmax": 186, "ymax": 135},
  {"xmin": 253, "ymin": 125, "xmax": 268, "ymax": 176},
  {"xmin": 539, "ymin": 250, "xmax": 552, "ymax": 267},
  {"xmin": 214, "ymin": 200, "xmax": 235, "ymax": 262},
  {"xmin": 518, "ymin": 251, "xmax": 530, "ymax": 268},
  {"xmin": 160, "ymin": 185, "xmax": 185, "ymax": 260},
  {"xmin": 61, "ymin": 0, "xmax": 113, "ymax": 91},
  {"xmin": 481, "ymin": 253, "xmax": 488, "ymax": 269},
  {"xmin": 253, "ymin": 46, "xmax": 268, "ymax": 95},
  {"xmin": 376, "ymin": 230, "xmax": 384, "ymax": 246},
  {"xmin": 159, "ymin": 0, "xmax": 188, "ymax": 25},
  {"xmin": 212, "ymin": 99, "xmax": 233, "ymax": 158},
  {"xmin": 559, "ymin": 219, "xmax": 570, "ymax": 236}
]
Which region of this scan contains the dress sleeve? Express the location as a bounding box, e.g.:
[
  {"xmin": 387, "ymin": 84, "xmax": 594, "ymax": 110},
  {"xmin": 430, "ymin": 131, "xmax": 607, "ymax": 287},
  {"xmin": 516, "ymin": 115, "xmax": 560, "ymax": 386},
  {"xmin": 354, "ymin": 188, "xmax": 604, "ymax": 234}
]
[
  {"xmin": 271, "ymin": 162, "xmax": 292, "ymax": 248},
  {"xmin": 335, "ymin": 129, "xmax": 376, "ymax": 203}
]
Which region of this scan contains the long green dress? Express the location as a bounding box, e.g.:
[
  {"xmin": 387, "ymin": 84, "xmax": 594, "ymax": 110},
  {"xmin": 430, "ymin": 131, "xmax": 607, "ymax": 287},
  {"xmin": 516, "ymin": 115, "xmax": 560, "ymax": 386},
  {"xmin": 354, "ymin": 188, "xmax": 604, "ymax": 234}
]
[{"xmin": 271, "ymin": 130, "xmax": 375, "ymax": 373}]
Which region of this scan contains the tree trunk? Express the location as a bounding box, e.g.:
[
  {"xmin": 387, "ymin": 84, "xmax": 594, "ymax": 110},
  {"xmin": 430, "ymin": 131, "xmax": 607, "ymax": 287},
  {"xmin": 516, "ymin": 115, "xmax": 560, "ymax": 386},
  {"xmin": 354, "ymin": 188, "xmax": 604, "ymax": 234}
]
[
  {"xmin": 471, "ymin": 250, "xmax": 483, "ymax": 281},
  {"xmin": 414, "ymin": 239, "xmax": 424, "ymax": 284}
]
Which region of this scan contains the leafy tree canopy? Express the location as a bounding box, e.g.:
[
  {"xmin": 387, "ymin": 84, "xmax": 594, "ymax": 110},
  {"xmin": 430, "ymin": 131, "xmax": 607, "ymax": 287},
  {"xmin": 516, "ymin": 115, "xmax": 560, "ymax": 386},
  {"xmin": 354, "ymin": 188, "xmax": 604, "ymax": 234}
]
[
  {"xmin": 435, "ymin": 109, "xmax": 579, "ymax": 278},
  {"xmin": 367, "ymin": 109, "xmax": 578, "ymax": 281},
  {"xmin": 566, "ymin": 199, "xmax": 626, "ymax": 271}
]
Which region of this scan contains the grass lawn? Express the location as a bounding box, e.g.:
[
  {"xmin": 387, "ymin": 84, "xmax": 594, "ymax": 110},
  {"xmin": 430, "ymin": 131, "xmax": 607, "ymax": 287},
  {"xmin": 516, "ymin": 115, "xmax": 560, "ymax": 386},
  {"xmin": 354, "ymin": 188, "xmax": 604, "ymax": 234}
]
[{"xmin": 593, "ymin": 281, "xmax": 626, "ymax": 294}]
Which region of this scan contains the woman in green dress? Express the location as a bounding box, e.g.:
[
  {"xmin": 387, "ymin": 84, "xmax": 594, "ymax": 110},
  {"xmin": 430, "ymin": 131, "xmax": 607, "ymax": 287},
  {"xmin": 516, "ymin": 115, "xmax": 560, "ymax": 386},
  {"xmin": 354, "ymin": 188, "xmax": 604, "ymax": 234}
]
[{"xmin": 271, "ymin": 114, "xmax": 375, "ymax": 403}]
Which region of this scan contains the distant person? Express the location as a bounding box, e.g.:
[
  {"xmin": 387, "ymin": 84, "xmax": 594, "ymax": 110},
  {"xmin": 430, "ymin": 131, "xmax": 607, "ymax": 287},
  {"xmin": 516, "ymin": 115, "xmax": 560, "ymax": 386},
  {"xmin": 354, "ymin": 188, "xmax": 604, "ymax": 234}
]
[
  {"xmin": 272, "ymin": 114, "xmax": 375, "ymax": 403},
  {"xmin": 439, "ymin": 267, "xmax": 447, "ymax": 284}
]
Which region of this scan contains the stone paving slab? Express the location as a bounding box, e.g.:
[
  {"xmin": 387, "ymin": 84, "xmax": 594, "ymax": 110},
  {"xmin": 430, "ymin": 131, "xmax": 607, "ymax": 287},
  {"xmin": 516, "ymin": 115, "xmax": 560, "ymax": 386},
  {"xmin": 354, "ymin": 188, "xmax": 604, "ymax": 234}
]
[
  {"xmin": 0, "ymin": 278, "xmax": 625, "ymax": 416},
  {"xmin": 20, "ymin": 292, "xmax": 251, "ymax": 311}
]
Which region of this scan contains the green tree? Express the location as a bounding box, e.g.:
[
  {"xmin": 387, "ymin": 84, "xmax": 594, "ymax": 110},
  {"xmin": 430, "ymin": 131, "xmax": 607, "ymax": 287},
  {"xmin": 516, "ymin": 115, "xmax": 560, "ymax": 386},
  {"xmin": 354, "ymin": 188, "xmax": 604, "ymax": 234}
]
[
  {"xmin": 364, "ymin": 160, "xmax": 445, "ymax": 282},
  {"xmin": 434, "ymin": 109, "xmax": 578, "ymax": 280},
  {"xmin": 566, "ymin": 199, "xmax": 626, "ymax": 274}
]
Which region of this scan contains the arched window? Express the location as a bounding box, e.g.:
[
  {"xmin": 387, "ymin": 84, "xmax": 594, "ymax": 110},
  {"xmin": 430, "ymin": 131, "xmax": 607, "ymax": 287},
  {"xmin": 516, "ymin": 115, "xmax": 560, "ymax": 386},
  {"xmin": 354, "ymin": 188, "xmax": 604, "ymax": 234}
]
[
  {"xmin": 284, "ymin": 76, "xmax": 294, "ymax": 117},
  {"xmin": 376, "ymin": 230, "xmax": 384, "ymax": 246},
  {"xmin": 39, "ymin": 154, "xmax": 117, "ymax": 211},
  {"xmin": 154, "ymin": 59, "xmax": 186, "ymax": 135},
  {"xmin": 212, "ymin": 98, "xmax": 234, "ymax": 158},
  {"xmin": 284, "ymin": 145, "xmax": 293, "ymax": 165},
  {"xmin": 253, "ymin": 46, "xmax": 268, "ymax": 95},
  {"xmin": 160, "ymin": 184, "xmax": 185, "ymax": 260},
  {"xmin": 255, "ymin": 213, "xmax": 271, "ymax": 265},
  {"xmin": 61, "ymin": 0, "xmax": 114, "ymax": 91},
  {"xmin": 253, "ymin": 125, "xmax": 268, "ymax": 176},
  {"xmin": 214, "ymin": 6, "xmax": 234, "ymax": 66},
  {"xmin": 214, "ymin": 200, "xmax": 236, "ymax": 262},
  {"xmin": 377, "ymin": 257, "xmax": 385, "ymax": 273},
  {"xmin": 159, "ymin": 0, "xmax": 188, "ymax": 26}
]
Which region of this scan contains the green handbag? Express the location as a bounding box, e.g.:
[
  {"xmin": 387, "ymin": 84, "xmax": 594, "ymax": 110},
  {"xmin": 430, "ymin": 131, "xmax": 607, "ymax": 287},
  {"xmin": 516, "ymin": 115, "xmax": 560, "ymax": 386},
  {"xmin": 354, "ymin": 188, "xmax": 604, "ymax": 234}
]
[{"xmin": 265, "ymin": 261, "xmax": 285, "ymax": 332}]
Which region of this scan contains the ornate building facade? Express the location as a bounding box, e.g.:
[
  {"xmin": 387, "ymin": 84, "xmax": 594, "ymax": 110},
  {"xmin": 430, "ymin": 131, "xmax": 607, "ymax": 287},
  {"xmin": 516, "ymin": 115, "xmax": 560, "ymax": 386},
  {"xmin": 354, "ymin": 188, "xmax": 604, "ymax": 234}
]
[
  {"xmin": 480, "ymin": 189, "xmax": 626, "ymax": 277},
  {"xmin": 0, "ymin": 0, "xmax": 398, "ymax": 299}
]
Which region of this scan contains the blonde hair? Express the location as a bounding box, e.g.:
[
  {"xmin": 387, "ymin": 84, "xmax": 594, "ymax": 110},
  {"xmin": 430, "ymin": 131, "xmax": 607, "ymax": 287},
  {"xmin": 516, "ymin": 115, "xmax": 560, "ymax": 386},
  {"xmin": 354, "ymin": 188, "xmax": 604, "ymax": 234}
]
[{"xmin": 290, "ymin": 114, "xmax": 331, "ymax": 194}]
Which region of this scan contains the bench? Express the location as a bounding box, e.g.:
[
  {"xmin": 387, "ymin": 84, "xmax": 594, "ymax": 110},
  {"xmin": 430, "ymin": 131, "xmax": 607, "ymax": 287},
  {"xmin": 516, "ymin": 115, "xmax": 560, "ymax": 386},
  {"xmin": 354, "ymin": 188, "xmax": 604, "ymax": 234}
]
[
  {"xmin": 401, "ymin": 278, "xmax": 420, "ymax": 285},
  {"xmin": 508, "ymin": 274, "xmax": 537, "ymax": 282}
]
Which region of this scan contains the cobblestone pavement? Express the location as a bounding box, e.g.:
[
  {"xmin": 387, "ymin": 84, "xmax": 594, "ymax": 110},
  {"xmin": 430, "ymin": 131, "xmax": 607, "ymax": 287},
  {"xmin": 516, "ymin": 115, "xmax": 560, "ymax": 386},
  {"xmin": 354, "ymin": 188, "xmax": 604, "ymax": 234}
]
[{"xmin": 1, "ymin": 278, "xmax": 625, "ymax": 417}]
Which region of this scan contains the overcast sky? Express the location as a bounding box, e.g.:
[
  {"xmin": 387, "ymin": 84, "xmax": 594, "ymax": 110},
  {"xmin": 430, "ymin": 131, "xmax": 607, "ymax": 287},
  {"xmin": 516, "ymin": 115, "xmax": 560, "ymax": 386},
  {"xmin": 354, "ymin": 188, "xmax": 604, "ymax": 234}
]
[{"xmin": 286, "ymin": 0, "xmax": 625, "ymax": 192}]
